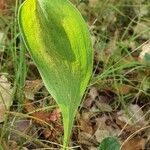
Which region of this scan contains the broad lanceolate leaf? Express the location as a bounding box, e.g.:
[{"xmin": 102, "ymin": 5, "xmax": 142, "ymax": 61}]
[{"xmin": 18, "ymin": 0, "xmax": 93, "ymax": 148}]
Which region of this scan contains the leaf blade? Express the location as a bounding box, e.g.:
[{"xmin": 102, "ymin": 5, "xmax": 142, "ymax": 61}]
[{"xmin": 18, "ymin": 0, "xmax": 93, "ymax": 147}]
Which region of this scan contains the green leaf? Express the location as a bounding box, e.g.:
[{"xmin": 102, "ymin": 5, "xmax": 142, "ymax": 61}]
[
  {"xmin": 99, "ymin": 137, "xmax": 120, "ymax": 150},
  {"xmin": 18, "ymin": 0, "xmax": 93, "ymax": 148}
]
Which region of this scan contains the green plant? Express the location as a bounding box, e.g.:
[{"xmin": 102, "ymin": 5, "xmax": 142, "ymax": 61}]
[
  {"xmin": 99, "ymin": 137, "xmax": 120, "ymax": 150},
  {"xmin": 18, "ymin": 0, "xmax": 93, "ymax": 149}
]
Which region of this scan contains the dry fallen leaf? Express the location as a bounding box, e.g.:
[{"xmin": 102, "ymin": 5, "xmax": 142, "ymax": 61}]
[
  {"xmin": 83, "ymin": 87, "xmax": 99, "ymax": 108},
  {"xmin": 121, "ymin": 138, "xmax": 146, "ymax": 150},
  {"xmin": 42, "ymin": 129, "xmax": 52, "ymax": 139},
  {"xmin": 24, "ymin": 100, "xmax": 63, "ymax": 141},
  {"xmin": 94, "ymin": 115, "xmax": 120, "ymax": 143},
  {"xmin": 49, "ymin": 108, "xmax": 61, "ymax": 122},
  {"xmin": 83, "ymin": 97, "xmax": 94, "ymax": 108},
  {"xmin": 115, "ymin": 117, "xmax": 138, "ymax": 133},
  {"xmin": 79, "ymin": 112, "xmax": 94, "ymax": 135},
  {"xmin": 96, "ymin": 101, "xmax": 112, "ymax": 112},
  {"xmin": 117, "ymin": 104, "xmax": 147, "ymax": 127},
  {"xmin": 0, "ymin": 75, "xmax": 12, "ymax": 122},
  {"xmin": 78, "ymin": 132, "xmax": 97, "ymax": 146},
  {"xmin": 25, "ymin": 80, "xmax": 43, "ymax": 100},
  {"xmin": 89, "ymin": 87, "xmax": 99, "ymax": 100},
  {"xmin": 0, "ymin": 0, "xmax": 6, "ymax": 12},
  {"xmin": 31, "ymin": 111, "xmax": 52, "ymax": 124},
  {"xmin": 24, "ymin": 100, "xmax": 61, "ymax": 125},
  {"xmin": 14, "ymin": 119, "xmax": 31, "ymax": 133},
  {"xmin": 0, "ymin": 0, "xmax": 15, "ymax": 15},
  {"xmin": 117, "ymin": 84, "xmax": 133, "ymax": 95}
]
